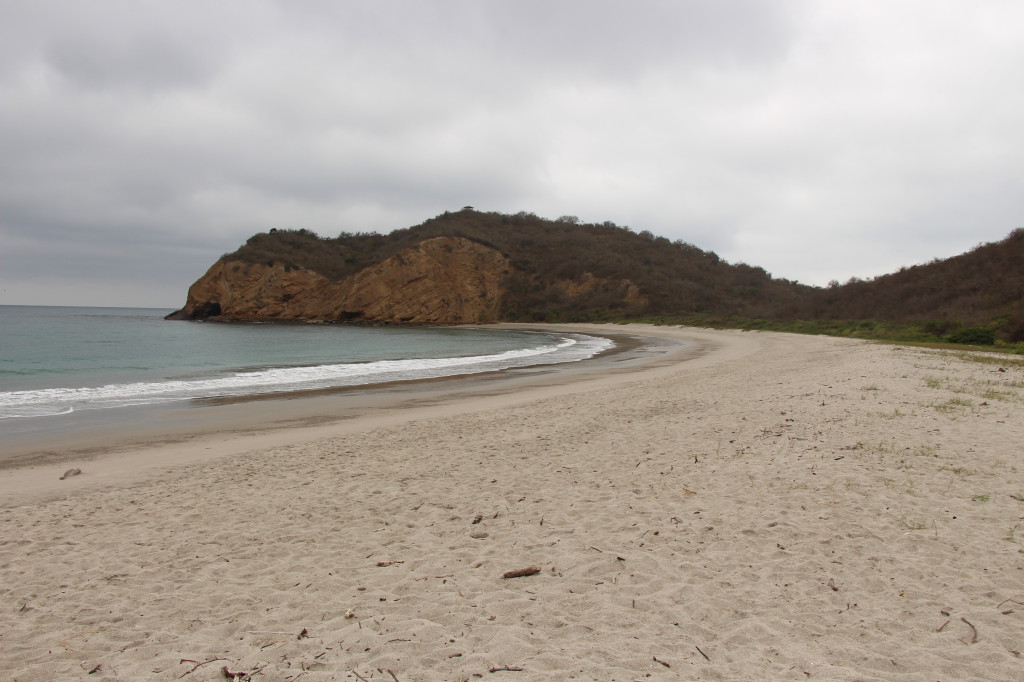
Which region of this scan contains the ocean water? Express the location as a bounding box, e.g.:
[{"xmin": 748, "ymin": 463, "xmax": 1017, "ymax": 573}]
[{"xmin": 0, "ymin": 306, "xmax": 612, "ymax": 420}]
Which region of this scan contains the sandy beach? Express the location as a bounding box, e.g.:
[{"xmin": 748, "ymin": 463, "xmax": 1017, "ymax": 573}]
[{"xmin": 1, "ymin": 324, "xmax": 1022, "ymax": 681}]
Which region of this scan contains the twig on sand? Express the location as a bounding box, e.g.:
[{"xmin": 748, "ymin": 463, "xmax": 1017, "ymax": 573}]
[
  {"xmin": 960, "ymin": 617, "xmax": 978, "ymax": 644},
  {"xmin": 178, "ymin": 658, "xmax": 227, "ymax": 678},
  {"xmin": 489, "ymin": 666, "xmax": 524, "ymax": 672},
  {"xmin": 653, "ymin": 656, "xmax": 671, "ymax": 668},
  {"xmin": 378, "ymin": 668, "xmax": 400, "ymax": 681},
  {"xmin": 695, "ymin": 645, "xmax": 711, "ymax": 661},
  {"xmin": 502, "ymin": 565, "xmax": 541, "ymax": 579},
  {"xmin": 936, "ymin": 619, "xmax": 950, "ymax": 632},
  {"xmin": 350, "ymin": 671, "xmax": 370, "ymax": 682}
]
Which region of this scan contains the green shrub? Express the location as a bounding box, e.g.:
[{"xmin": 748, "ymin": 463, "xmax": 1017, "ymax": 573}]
[
  {"xmin": 948, "ymin": 328, "xmax": 996, "ymax": 345},
  {"xmin": 922, "ymin": 320, "xmax": 959, "ymax": 337}
]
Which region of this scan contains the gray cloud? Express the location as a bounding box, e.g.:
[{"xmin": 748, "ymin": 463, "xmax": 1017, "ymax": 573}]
[
  {"xmin": 45, "ymin": 31, "xmax": 212, "ymax": 92},
  {"xmin": 1, "ymin": 1, "xmax": 1022, "ymax": 307}
]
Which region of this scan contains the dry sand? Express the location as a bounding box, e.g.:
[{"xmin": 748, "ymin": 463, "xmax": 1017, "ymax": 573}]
[{"xmin": 1, "ymin": 325, "xmax": 1022, "ymax": 681}]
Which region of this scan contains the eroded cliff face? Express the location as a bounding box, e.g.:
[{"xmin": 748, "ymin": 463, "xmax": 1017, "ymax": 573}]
[{"xmin": 169, "ymin": 236, "xmax": 512, "ymax": 324}]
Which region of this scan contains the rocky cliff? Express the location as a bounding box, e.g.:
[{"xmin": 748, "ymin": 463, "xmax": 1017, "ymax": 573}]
[
  {"xmin": 168, "ymin": 209, "xmax": 798, "ymax": 325},
  {"xmin": 169, "ymin": 236, "xmax": 513, "ymax": 324}
]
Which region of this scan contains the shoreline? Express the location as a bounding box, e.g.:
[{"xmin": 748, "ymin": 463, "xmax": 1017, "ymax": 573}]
[
  {"xmin": 0, "ymin": 326, "xmax": 651, "ymax": 464},
  {"xmin": 0, "ymin": 324, "xmax": 620, "ymax": 450},
  {"xmin": 0, "ymin": 324, "xmax": 709, "ymax": 507},
  {"xmin": 2, "ymin": 324, "xmax": 1022, "ymax": 680}
]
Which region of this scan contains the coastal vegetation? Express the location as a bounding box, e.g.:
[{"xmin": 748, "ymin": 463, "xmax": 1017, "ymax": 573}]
[{"xmin": 211, "ymin": 209, "xmax": 1023, "ymax": 349}]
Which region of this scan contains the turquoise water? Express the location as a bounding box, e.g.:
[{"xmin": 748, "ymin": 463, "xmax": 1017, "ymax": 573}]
[{"xmin": 0, "ymin": 306, "xmax": 611, "ymax": 419}]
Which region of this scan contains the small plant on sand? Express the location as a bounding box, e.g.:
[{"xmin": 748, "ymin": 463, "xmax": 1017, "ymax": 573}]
[
  {"xmin": 874, "ymin": 440, "xmax": 899, "ymax": 454},
  {"xmin": 899, "ymin": 516, "xmax": 931, "ymax": 531},
  {"xmin": 1007, "ymin": 523, "xmax": 1022, "ymax": 543},
  {"xmin": 932, "ymin": 397, "xmax": 974, "ymax": 413},
  {"xmin": 939, "ymin": 465, "xmax": 977, "ymax": 476},
  {"xmin": 981, "ymin": 387, "xmax": 1014, "ymax": 402},
  {"xmin": 946, "ymin": 351, "xmax": 1024, "ymax": 369},
  {"xmin": 924, "ymin": 376, "xmax": 943, "ymax": 389},
  {"xmin": 971, "ymin": 493, "xmax": 992, "ymax": 502}
]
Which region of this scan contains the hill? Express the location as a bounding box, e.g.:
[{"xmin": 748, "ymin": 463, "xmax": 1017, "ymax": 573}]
[
  {"xmin": 168, "ymin": 209, "xmax": 1023, "ymax": 342},
  {"xmin": 168, "ymin": 209, "xmax": 810, "ymax": 324},
  {"xmin": 794, "ymin": 228, "xmax": 1024, "ymax": 342}
]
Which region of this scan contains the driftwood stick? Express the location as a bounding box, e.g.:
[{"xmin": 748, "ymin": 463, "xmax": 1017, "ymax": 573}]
[
  {"xmin": 178, "ymin": 658, "xmax": 227, "ymax": 678},
  {"xmin": 488, "ymin": 666, "xmax": 524, "ymax": 672},
  {"xmin": 961, "ymin": 617, "xmax": 978, "ymax": 644},
  {"xmin": 502, "ymin": 565, "xmax": 541, "ymax": 579}
]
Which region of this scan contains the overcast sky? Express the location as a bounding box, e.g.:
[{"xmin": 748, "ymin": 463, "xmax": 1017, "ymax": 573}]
[{"xmin": 1, "ymin": 1, "xmax": 1022, "ymax": 308}]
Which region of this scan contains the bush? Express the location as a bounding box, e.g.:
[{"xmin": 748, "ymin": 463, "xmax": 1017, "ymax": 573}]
[
  {"xmin": 947, "ymin": 327, "xmax": 996, "ymax": 345},
  {"xmin": 922, "ymin": 320, "xmax": 959, "ymax": 337},
  {"xmin": 1000, "ymin": 317, "xmax": 1024, "ymax": 343}
]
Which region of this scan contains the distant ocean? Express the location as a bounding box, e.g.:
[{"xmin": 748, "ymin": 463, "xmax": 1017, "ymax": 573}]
[{"xmin": 0, "ymin": 306, "xmax": 612, "ymax": 420}]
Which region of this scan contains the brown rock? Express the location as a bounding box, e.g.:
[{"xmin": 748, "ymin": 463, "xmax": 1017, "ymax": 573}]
[{"xmin": 169, "ymin": 236, "xmax": 511, "ymax": 324}]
